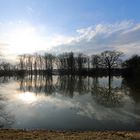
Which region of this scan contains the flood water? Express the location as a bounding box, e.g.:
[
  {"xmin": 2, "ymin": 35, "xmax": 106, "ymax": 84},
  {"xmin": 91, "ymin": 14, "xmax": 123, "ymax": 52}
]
[{"xmin": 0, "ymin": 75, "xmax": 140, "ymax": 130}]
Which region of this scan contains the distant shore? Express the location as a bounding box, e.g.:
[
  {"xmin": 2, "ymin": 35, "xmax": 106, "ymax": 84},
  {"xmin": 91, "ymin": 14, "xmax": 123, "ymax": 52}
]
[{"xmin": 0, "ymin": 129, "xmax": 140, "ymax": 140}]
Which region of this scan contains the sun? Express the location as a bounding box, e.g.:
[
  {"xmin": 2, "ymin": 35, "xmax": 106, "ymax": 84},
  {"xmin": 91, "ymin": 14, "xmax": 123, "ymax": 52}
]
[
  {"xmin": 8, "ymin": 27, "xmax": 38, "ymax": 54},
  {"xmin": 6, "ymin": 26, "xmax": 48, "ymax": 55}
]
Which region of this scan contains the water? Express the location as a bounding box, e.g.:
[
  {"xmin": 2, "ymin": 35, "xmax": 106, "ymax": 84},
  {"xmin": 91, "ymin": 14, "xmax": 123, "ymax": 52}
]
[{"xmin": 0, "ymin": 75, "xmax": 140, "ymax": 130}]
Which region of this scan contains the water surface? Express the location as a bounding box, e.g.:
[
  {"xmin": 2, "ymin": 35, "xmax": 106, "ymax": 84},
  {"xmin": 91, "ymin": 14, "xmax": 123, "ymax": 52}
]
[{"xmin": 0, "ymin": 76, "xmax": 140, "ymax": 130}]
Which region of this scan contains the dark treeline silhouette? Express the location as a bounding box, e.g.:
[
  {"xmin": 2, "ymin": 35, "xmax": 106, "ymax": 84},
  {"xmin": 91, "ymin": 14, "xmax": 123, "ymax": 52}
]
[
  {"xmin": 0, "ymin": 61, "xmax": 15, "ymax": 76},
  {"xmin": 123, "ymin": 55, "xmax": 140, "ymax": 78},
  {"xmin": 122, "ymin": 77, "xmax": 140, "ymax": 103},
  {"xmin": 122, "ymin": 55, "xmax": 140, "ymax": 102},
  {"xmin": 16, "ymin": 50, "xmax": 124, "ymax": 76},
  {"xmin": 0, "ymin": 50, "xmax": 139, "ymax": 78}
]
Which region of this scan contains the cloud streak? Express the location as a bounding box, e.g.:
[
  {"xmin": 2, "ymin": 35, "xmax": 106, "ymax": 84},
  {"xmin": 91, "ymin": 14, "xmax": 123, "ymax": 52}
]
[
  {"xmin": 0, "ymin": 21, "xmax": 140, "ymax": 62},
  {"xmin": 50, "ymin": 21, "xmax": 140, "ymax": 57}
]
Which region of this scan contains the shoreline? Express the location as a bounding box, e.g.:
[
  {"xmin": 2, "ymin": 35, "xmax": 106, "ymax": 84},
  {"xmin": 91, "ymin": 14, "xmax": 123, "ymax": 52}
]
[{"xmin": 0, "ymin": 129, "xmax": 140, "ymax": 140}]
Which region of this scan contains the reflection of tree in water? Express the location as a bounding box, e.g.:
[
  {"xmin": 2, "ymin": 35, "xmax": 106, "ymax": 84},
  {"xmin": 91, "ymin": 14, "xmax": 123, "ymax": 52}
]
[
  {"xmin": 0, "ymin": 94, "xmax": 14, "ymax": 128},
  {"xmin": 122, "ymin": 77, "xmax": 140, "ymax": 103},
  {"xmin": 91, "ymin": 76, "xmax": 124, "ymax": 107},
  {"xmin": 18, "ymin": 75, "xmax": 124, "ymax": 107},
  {"xmin": 56, "ymin": 76, "xmax": 75, "ymax": 97},
  {"xmin": 56, "ymin": 76, "xmax": 89, "ymax": 97},
  {"xmin": 19, "ymin": 75, "xmax": 91, "ymax": 97},
  {"xmin": 0, "ymin": 76, "xmax": 11, "ymax": 84},
  {"xmin": 19, "ymin": 75, "xmax": 55, "ymax": 95}
]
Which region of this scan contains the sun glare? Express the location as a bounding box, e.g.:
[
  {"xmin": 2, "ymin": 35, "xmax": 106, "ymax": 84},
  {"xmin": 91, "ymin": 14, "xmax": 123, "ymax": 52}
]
[
  {"xmin": 18, "ymin": 92, "xmax": 37, "ymax": 103},
  {"xmin": 7, "ymin": 26, "xmax": 47, "ymax": 55}
]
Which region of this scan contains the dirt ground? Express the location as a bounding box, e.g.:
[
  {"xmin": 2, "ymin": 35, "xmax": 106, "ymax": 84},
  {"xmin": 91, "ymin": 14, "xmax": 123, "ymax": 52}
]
[{"xmin": 0, "ymin": 129, "xmax": 140, "ymax": 140}]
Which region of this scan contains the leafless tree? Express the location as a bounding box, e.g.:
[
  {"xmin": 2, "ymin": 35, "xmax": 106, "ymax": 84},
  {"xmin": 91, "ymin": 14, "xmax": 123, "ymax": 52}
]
[
  {"xmin": 100, "ymin": 50, "xmax": 123, "ymax": 77},
  {"xmin": 91, "ymin": 54, "xmax": 101, "ymax": 69},
  {"xmin": 76, "ymin": 53, "xmax": 87, "ymax": 73},
  {"xmin": 44, "ymin": 53, "xmax": 55, "ymax": 73}
]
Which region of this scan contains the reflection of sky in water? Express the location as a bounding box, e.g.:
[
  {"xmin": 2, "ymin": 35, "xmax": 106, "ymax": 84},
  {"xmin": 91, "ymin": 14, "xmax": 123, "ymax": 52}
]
[
  {"xmin": 0, "ymin": 76, "xmax": 140, "ymax": 130},
  {"xmin": 98, "ymin": 76, "xmax": 122, "ymax": 88},
  {"xmin": 18, "ymin": 92, "xmax": 37, "ymax": 103}
]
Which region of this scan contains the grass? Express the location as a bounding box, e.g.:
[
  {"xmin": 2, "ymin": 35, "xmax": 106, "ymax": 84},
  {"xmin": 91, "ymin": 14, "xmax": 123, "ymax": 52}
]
[{"xmin": 0, "ymin": 129, "xmax": 140, "ymax": 140}]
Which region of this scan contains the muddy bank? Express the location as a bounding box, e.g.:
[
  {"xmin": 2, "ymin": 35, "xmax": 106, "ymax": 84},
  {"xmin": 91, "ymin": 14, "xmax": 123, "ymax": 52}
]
[{"xmin": 0, "ymin": 129, "xmax": 140, "ymax": 140}]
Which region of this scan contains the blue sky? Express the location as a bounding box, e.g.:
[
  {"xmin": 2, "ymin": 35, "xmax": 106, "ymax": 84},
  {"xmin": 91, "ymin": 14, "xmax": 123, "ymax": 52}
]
[
  {"xmin": 0, "ymin": 0, "xmax": 140, "ymax": 61},
  {"xmin": 1, "ymin": 0, "xmax": 140, "ymax": 34}
]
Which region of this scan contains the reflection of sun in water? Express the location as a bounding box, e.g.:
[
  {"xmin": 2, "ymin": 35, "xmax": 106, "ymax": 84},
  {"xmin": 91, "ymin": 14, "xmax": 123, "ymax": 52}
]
[{"xmin": 18, "ymin": 92, "xmax": 37, "ymax": 103}]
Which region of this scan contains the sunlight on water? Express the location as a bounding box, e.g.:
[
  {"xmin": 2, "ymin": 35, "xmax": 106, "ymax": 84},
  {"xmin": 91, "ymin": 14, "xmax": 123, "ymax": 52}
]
[
  {"xmin": 0, "ymin": 76, "xmax": 140, "ymax": 130},
  {"xmin": 18, "ymin": 92, "xmax": 37, "ymax": 103}
]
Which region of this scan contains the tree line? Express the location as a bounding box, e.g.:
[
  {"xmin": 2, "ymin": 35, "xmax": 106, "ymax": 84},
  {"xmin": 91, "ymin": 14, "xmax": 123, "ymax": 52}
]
[
  {"xmin": 0, "ymin": 50, "xmax": 139, "ymax": 77},
  {"xmin": 17, "ymin": 50, "xmax": 123, "ymax": 76}
]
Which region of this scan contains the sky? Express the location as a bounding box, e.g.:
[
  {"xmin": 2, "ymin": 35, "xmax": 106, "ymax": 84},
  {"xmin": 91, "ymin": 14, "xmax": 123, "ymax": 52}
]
[{"xmin": 0, "ymin": 0, "xmax": 140, "ymax": 62}]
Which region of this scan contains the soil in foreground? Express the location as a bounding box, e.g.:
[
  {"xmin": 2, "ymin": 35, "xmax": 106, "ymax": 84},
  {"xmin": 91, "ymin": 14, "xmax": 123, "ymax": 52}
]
[{"xmin": 0, "ymin": 129, "xmax": 140, "ymax": 140}]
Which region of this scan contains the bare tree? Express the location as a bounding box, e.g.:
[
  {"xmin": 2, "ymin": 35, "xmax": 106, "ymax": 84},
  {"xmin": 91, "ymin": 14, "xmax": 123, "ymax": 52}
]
[
  {"xmin": 76, "ymin": 53, "xmax": 87, "ymax": 74},
  {"xmin": 1, "ymin": 62, "xmax": 11, "ymax": 71},
  {"xmin": 91, "ymin": 54, "xmax": 101, "ymax": 69},
  {"xmin": 56, "ymin": 53, "xmax": 67, "ymax": 72},
  {"xmin": 27, "ymin": 54, "xmax": 33, "ymax": 75},
  {"xmin": 33, "ymin": 53, "xmax": 38, "ymax": 75},
  {"xmin": 100, "ymin": 50, "xmax": 123, "ymax": 77},
  {"xmin": 18, "ymin": 55, "xmax": 25, "ymax": 71},
  {"xmin": 57, "ymin": 52, "xmax": 75, "ymax": 74},
  {"xmin": 16, "ymin": 50, "xmax": 124, "ymax": 77},
  {"xmin": 67, "ymin": 52, "xmax": 75, "ymax": 74},
  {"xmin": 44, "ymin": 53, "xmax": 55, "ymax": 74}
]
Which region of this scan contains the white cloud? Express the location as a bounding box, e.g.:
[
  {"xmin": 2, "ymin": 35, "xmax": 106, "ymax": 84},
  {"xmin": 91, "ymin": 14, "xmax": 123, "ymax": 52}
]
[
  {"xmin": 50, "ymin": 21, "xmax": 140, "ymax": 57},
  {"xmin": 0, "ymin": 21, "xmax": 140, "ymax": 62}
]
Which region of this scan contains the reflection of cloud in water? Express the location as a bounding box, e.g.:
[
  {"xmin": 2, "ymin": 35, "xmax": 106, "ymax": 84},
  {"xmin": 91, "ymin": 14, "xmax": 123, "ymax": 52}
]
[
  {"xmin": 74, "ymin": 95, "xmax": 136, "ymax": 123},
  {"xmin": 98, "ymin": 76, "xmax": 122, "ymax": 88},
  {"xmin": 21, "ymin": 93, "xmax": 140, "ymax": 124},
  {"xmin": 78, "ymin": 95, "xmax": 139, "ymax": 123},
  {"xmin": 1, "ymin": 77, "xmax": 140, "ymax": 130},
  {"xmin": 6, "ymin": 90, "xmax": 139, "ymax": 123},
  {"xmin": 0, "ymin": 95, "xmax": 14, "ymax": 128}
]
